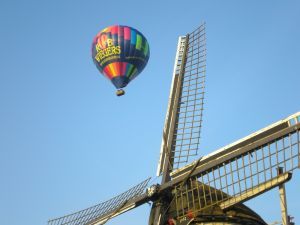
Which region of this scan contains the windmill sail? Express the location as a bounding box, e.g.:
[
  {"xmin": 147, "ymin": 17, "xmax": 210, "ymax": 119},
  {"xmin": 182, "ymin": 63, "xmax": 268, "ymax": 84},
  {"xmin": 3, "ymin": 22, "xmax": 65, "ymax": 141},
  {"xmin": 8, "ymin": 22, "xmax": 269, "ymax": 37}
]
[
  {"xmin": 48, "ymin": 178, "xmax": 151, "ymax": 225},
  {"xmin": 157, "ymin": 24, "xmax": 206, "ymax": 179},
  {"xmin": 165, "ymin": 112, "xmax": 300, "ymax": 220}
]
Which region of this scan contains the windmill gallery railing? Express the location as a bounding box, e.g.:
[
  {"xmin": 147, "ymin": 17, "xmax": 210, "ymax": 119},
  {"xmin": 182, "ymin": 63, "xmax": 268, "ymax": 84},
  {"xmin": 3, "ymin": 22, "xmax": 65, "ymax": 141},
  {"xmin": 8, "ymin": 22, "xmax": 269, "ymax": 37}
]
[{"xmin": 169, "ymin": 112, "xmax": 300, "ymax": 220}]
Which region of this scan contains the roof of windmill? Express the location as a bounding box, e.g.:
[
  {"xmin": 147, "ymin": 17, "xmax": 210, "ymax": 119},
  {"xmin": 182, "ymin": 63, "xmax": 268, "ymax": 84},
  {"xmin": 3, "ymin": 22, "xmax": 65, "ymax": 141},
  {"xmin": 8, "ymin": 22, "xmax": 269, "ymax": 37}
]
[{"xmin": 164, "ymin": 182, "xmax": 268, "ymax": 225}]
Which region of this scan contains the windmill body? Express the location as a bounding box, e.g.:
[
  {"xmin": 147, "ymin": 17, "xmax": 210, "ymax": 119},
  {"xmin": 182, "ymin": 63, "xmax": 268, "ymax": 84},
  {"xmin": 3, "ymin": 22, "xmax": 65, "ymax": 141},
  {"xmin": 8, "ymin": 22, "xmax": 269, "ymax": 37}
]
[{"xmin": 48, "ymin": 24, "xmax": 300, "ymax": 225}]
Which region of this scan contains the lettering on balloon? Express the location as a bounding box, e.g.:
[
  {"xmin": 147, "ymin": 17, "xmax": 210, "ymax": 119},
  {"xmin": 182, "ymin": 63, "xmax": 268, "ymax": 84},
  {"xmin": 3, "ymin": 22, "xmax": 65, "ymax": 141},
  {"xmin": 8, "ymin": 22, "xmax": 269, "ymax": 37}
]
[
  {"xmin": 95, "ymin": 38, "xmax": 121, "ymax": 62},
  {"xmin": 126, "ymin": 56, "xmax": 147, "ymax": 62},
  {"xmin": 96, "ymin": 32, "xmax": 108, "ymax": 50},
  {"xmin": 99, "ymin": 55, "xmax": 119, "ymax": 66}
]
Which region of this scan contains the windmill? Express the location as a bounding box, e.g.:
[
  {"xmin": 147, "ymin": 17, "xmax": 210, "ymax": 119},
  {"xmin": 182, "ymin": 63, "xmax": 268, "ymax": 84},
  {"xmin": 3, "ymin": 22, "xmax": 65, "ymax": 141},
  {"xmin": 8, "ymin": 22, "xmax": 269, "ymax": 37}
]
[{"xmin": 48, "ymin": 24, "xmax": 300, "ymax": 225}]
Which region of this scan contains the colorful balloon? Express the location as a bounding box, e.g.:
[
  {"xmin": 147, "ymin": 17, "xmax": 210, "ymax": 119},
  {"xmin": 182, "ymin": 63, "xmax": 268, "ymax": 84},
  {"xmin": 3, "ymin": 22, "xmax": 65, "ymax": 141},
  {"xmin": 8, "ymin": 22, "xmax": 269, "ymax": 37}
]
[{"xmin": 91, "ymin": 25, "xmax": 150, "ymax": 96}]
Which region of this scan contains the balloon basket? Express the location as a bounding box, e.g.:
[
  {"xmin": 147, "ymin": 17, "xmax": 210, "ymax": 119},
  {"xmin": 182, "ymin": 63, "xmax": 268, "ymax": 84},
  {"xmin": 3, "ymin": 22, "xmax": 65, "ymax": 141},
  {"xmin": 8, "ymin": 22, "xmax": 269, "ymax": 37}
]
[{"xmin": 116, "ymin": 89, "xmax": 125, "ymax": 96}]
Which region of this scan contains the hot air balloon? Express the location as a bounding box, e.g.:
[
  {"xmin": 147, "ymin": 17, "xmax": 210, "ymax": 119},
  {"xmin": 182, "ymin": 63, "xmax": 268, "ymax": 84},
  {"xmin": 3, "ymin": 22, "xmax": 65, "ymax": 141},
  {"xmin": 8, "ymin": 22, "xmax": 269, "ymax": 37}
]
[{"xmin": 91, "ymin": 25, "xmax": 150, "ymax": 96}]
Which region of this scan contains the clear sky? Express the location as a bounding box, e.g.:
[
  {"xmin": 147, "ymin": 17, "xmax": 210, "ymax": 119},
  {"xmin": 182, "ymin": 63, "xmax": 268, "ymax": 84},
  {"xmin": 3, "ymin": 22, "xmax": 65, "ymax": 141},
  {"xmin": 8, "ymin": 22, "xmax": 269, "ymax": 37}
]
[{"xmin": 1, "ymin": 1, "xmax": 300, "ymax": 225}]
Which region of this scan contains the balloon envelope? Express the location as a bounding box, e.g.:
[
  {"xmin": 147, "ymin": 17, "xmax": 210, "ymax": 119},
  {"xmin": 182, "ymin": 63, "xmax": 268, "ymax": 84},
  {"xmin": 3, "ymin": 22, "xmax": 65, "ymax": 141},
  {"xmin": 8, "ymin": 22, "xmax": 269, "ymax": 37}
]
[{"xmin": 92, "ymin": 25, "xmax": 150, "ymax": 89}]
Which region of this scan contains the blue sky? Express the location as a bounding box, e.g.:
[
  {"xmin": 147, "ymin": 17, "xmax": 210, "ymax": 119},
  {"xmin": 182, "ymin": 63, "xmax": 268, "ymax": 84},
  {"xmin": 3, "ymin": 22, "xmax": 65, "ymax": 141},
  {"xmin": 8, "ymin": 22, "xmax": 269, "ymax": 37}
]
[{"xmin": 1, "ymin": 1, "xmax": 300, "ymax": 225}]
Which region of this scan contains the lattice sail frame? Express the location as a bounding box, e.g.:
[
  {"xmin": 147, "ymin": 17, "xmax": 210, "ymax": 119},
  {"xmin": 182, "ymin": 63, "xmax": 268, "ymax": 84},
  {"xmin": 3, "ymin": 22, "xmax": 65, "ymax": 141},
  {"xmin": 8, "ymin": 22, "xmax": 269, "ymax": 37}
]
[
  {"xmin": 48, "ymin": 178, "xmax": 151, "ymax": 225},
  {"xmin": 171, "ymin": 112, "xmax": 300, "ymax": 220},
  {"xmin": 157, "ymin": 24, "xmax": 206, "ymax": 176}
]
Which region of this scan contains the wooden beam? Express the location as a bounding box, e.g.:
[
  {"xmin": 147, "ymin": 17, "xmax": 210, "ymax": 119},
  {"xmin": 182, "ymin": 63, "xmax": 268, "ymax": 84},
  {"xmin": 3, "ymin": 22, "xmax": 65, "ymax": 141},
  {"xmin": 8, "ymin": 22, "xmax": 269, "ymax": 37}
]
[{"xmin": 219, "ymin": 172, "xmax": 292, "ymax": 210}]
